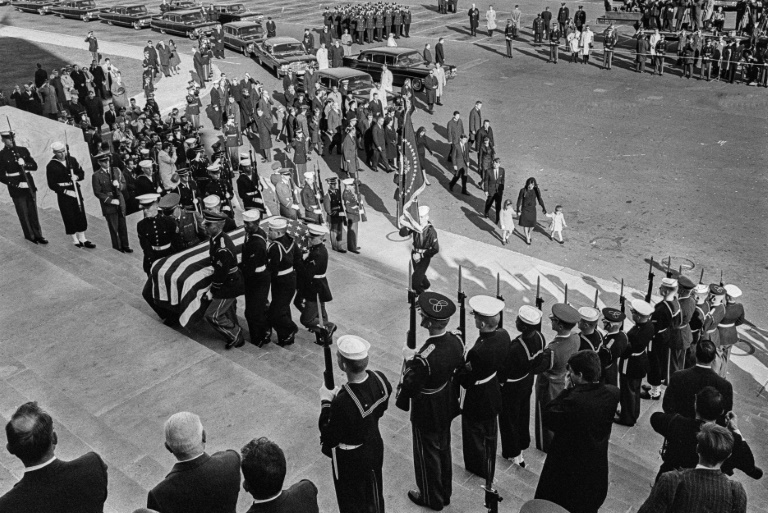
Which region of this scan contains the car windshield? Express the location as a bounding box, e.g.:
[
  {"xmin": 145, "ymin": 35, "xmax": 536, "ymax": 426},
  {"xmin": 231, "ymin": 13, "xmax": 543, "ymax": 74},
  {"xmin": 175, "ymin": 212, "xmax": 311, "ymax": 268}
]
[
  {"xmin": 397, "ymin": 51, "xmax": 425, "ymax": 66},
  {"xmin": 272, "ymin": 43, "xmax": 305, "ymax": 54},
  {"xmin": 342, "ymin": 75, "xmax": 373, "ymax": 92},
  {"xmin": 126, "ymin": 5, "xmax": 147, "ymax": 13},
  {"xmin": 227, "ymin": 3, "xmax": 245, "ymax": 12},
  {"xmin": 239, "ymin": 25, "xmax": 263, "ymax": 36},
  {"xmin": 179, "ymin": 12, "xmax": 204, "ymax": 21},
  {"xmin": 76, "ymin": 0, "xmax": 95, "ymax": 6}
]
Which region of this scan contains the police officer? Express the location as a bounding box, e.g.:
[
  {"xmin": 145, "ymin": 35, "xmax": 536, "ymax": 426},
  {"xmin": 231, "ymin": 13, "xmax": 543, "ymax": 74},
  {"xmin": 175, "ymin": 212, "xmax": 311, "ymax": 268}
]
[
  {"xmin": 202, "ymin": 209, "xmax": 245, "ymax": 349},
  {"xmin": 236, "ymin": 156, "xmax": 267, "ymax": 215},
  {"xmin": 615, "ymin": 300, "xmax": 654, "ymax": 426},
  {"xmin": 323, "ymin": 177, "xmax": 347, "ymax": 253},
  {"xmin": 299, "ymin": 224, "xmax": 336, "ymax": 339},
  {"xmin": 398, "ymin": 291, "xmax": 464, "ymax": 509},
  {"xmin": 301, "ymin": 171, "xmax": 324, "ymax": 224},
  {"xmin": 643, "ymin": 277, "xmax": 682, "ymax": 400},
  {"xmin": 241, "ymin": 209, "xmax": 272, "ymax": 347},
  {"xmin": 0, "ymin": 130, "xmax": 46, "ymax": 244},
  {"xmin": 499, "ymin": 305, "xmax": 544, "ymax": 467},
  {"xmin": 405, "ymin": 205, "xmax": 439, "ymax": 295},
  {"xmin": 600, "ymin": 307, "xmax": 628, "ymax": 387},
  {"xmin": 717, "ymin": 284, "xmax": 744, "ymax": 377},
  {"xmin": 319, "ymin": 335, "xmax": 392, "ymax": 513},
  {"xmin": 158, "ymin": 193, "xmax": 201, "ymax": 251},
  {"xmin": 266, "ymin": 216, "xmax": 299, "ymax": 346},
  {"xmin": 459, "ymin": 295, "xmax": 510, "ymax": 479}
]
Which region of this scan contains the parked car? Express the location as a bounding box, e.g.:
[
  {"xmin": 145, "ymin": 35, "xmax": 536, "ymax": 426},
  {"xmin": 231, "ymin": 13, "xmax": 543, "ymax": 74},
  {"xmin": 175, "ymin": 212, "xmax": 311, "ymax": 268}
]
[
  {"xmin": 99, "ymin": 3, "xmax": 153, "ymax": 29},
  {"xmin": 210, "ymin": 2, "xmax": 261, "ymax": 23},
  {"xmin": 159, "ymin": 0, "xmax": 195, "ymax": 12},
  {"xmin": 222, "ymin": 21, "xmax": 264, "ymax": 55},
  {"xmin": 49, "ymin": 0, "xmax": 104, "ymax": 21},
  {"xmin": 315, "ymin": 68, "xmax": 397, "ymax": 105},
  {"xmin": 150, "ymin": 8, "xmax": 217, "ymax": 39},
  {"xmin": 10, "ymin": 0, "xmax": 61, "ymax": 15},
  {"xmin": 252, "ymin": 36, "xmax": 317, "ymax": 77},
  {"xmin": 343, "ymin": 47, "xmax": 457, "ymax": 92}
]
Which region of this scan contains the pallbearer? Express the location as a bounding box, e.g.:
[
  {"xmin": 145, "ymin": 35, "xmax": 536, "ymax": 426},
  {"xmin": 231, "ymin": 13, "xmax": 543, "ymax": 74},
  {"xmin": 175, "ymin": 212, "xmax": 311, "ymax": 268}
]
[
  {"xmin": 319, "ymin": 335, "xmax": 392, "ymax": 513},
  {"xmin": 499, "ymin": 305, "xmax": 545, "ymax": 468},
  {"xmin": 266, "ymin": 216, "xmax": 299, "ymax": 346},
  {"xmin": 399, "ymin": 292, "xmax": 464, "ymax": 510},
  {"xmin": 241, "ymin": 209, "xmax": 271, "ymax": 347}
]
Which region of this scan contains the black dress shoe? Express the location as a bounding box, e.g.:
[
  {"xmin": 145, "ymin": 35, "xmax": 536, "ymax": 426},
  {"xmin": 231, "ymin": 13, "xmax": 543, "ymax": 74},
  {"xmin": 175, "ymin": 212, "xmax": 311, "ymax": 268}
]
[
  {"xmin": 407, "ymin": 490, "xmax": 442, "ymax": 511},
  {"xmin": 74, "ymin": 242, "xmax": 84, "ymax": 248},
  {"xmin": 349, "ymin": 249, "xmax": 360, "ymax": 254},
  {"xmin": 122, "ymin": 247, "xmax": 134, "ymax": 253},
  {"xmin": 26, "ymin": 238, "xmax": 38, "ymax": 244},
  {"xmin": 36, "ymin": 237, "xmax": 48, "ymax": 244},
  {"xmin": 83, "ymin": 241, "xmax": 96, "ymax": 249},
  {"xmin": 233, "ymin": 336, "xmax": 246, "ymax": 348},
  {"xmin": 225, "ymin": 338, "xmax": 236, "ymax": 349}
]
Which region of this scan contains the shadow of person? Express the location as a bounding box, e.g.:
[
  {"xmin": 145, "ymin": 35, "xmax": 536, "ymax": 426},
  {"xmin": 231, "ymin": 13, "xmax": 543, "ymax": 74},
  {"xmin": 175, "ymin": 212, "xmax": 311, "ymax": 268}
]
[
  {"xmin": 460, "ymin": 205, "xmax": 501, "ymax": 241},
  {"xmin": 515, "ymin": 46, "xmax": 551, "ymax": 62},
  {"xmin": 431, "ymin": 122, "xmax": 448, "ymax": 140},
  {"xmin": 474, "ymin": 44, "xmax": 508, "ymax": 57},
  {"xmin": 446, "ymin": 25, "xmax": 474, "ymax": 37}
]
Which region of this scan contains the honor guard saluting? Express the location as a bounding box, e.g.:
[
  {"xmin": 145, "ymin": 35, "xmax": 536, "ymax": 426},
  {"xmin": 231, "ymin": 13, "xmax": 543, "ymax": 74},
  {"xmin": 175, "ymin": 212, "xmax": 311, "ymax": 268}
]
[
  {"xmin": 46, "ymin": 141, "xmax": 94, "ymax": 248},
  {"xmin": 136, "ymin": 193, "xmax": 179, "ymax": 324},
  {"xmin": 458, "ymin": 295, "xmax": 510, "ymax": 479},
  {"xmin": 175, "ymin": 168, "xmax": 199, "ymax": 211},
  {"xmin": 241, "ymin": 209, "xmax": 272, "ymax": 347},
  {"xmin": 701, "ymin": 284, "xmax": 726, "ymax": 349},
  {"xmin": 600, "ymin": 307, "xmax": 628, "ymax": 387},
  {"xmin": 323, "ymin": 177, "xmax": 347, "ymax": 253},
  {"xmin": 266, "ymin": 216, "xmax": 300, "ymax": 346},
  {"xmin": 319, "ymin": 335, "xmax": 392, "ymax": 513},
  {"xmin": 615, "ymin": 300, "xmax": 654, "ymax": 426},
  {"xmin": 301, "ymin": 172, "xmax": 323, "ymax": 224},
  {"xmin": 577, "ymin": 307, "xmax": 604, "ymax": 352},
  {"xmin": 643, "ymin": 277, "xmax": 682, "ymax": 400},
  {"xmin": 398, "ymin": 292, "xmax": 464, "ymax": 510},
  {"xmin": 205, "ymin": 162, "xmax": 238, "ymax": 218},
  {"xmin": 92, "ymin": 153, "xmax": 132, "ymax": 253},
  {"xmin": 499, "ymin": 305, "xmax": 544, "ymax": 467},
  {"xmin": 202, "ymin": 195, "xmax": 238, "ymax": 233},
  {"xmin": 202, "ymin": 210, "xmax": 246, "ymax": 349},
  {"xmin": 688, "ymin": 283, "xmax": 710, "ymax": 366},
  {"xmin": 534, "ymin": 302, "xmax": 580, "ymax": 452},
  {"xmin": 401, "ymin": 206, "xmax": 439, "ymax": 295},
  {"xmin": 675, "ymin": 275, "xmax": 697, "ymax": 373},
  {"xmin": 157, "ymin": 193, "xmax": 201, "ymax": 252},
  {"xmin": 0, "ymin": 130, "xmax": 47, "ymax": 244},
  {"xmin": 236, "ymin": 156, "xmax": 267, "ymax": 215},
  {"xmin": 341, "ymin": 178, "xmax": 361, "ymax": 254},
  {"xmin": 299, "ymin": 224, "xmax": 336, "ymax": 337},
  {"xmin": 718, "ymin": 284, "xmax": 744, "ymax": 377}
]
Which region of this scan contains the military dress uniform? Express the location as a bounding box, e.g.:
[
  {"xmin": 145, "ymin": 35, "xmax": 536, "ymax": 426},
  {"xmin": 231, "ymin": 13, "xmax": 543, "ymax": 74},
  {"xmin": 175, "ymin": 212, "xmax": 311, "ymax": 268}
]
[
  {"xmin": 319, "ymin": 336, "xmax": 392, "ymax": 513},
  {"xmin": 301, "ymin": 181, "xmax": 324, "ymax": 224},
  {"xmin": 0, "ymin": 139, "xmax": 45, "ymax": 243},
  {"xmin": 241, "ymin": 213, "xmax": 271, "ymax": 347},
  {"xmin": 203, "ymin": 212, "xmax": 246, "ymax": 349},
  {"xmin": 267, "ymin": 225, "xmax": 299, "ymax": 345},
  {"xmin": 649, "ymin": 295, "xmax": 683, "ymax": 388},
  {"xmin": 717, "ymin": 285, "xmax": 745, "ymax": 377},
  {"xmin": 499, "ymin": 306, "xmax": 545, "ymax": 461},
  {"xmin": 237, "ymin": 172, "xmax": 267, "ymax": 215},
  {"xmin": 366, "ymin": 12, "xmax": 375, "ymax": 43},
  {"xmin": 342, "ymin": 180, "xmax": 361, "ymax": 252},
  {"xmin": 616, "ymin": 301, "xmax": 654, "ymax": 426},
  {"xmin": 397, "ymin": 293, "xmax": 464, "ymax": 509},
  {"xmin": 299, "ymin": 234, "xmax": 333, "ymax": 331},
  {"xmin": 601, "ymin": 328, "xmax": 628, "ymax": 387},
  {"xmin": 205, "ymin": 177, "xmax": 236, "ymax": 218},
  {"xmin": 688, "ymin": 283, "xmax": 711, "ymax": 366},
  {"xmin": 323, "ymin": 178, "xmax": 347, "ymax": 252},
  {"xmin": 158, "ymin": 194, "xmax": 200, "ymax": 252},
  {"xmin": 46, "ymin": 153, "xmax": 88, "ymax": 235},
  {"xmin": 137, "ymin": 195, "xmax": 178, "ymax": 321},
  {"xmin": 410, "ymin": 218, "xmax": 439, "ymax": 295},
  {"xmin": 675, "ymin": 284, "xmax": 696, "ymax": 374},
  {"xmin": 701, "ymin": 284, "xmax": 726, "ymax": 348},
  {"xmin": 92, "ymin": 156, "xmax": 131, "ymax": 252}
]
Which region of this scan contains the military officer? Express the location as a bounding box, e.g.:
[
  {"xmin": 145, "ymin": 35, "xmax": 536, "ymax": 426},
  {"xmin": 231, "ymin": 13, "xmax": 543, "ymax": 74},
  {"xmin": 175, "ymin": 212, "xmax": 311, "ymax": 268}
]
[
  {"xmin": 319, "ymin": 335, "xmax": 392, "ymax": 513},
  {"xmin": 241, "ymin": 209, "xmax": 272, "ymax": 347},
  {"xmin": 687, "ymin": 283, "xmax": 711, "ymax": 367},
  {"xmin": 46, "ymin": 141, "xmax": 93, "ymax": 248},
  {"xmin": 643, "ymin": 277, "xmax": 682, "ymax": 400},
  {"xmin": 675, "ymin": 275, "xmax": 697, "ymax": 373},
  {"xmin": 92, "ymin": 153, "xmax": 132, "ymax": 253},
  {"xmin": 615, "ymin": 300, "xmax": 654, "ymax": 426},
  {"xmin": 458, "ymin": 295, "xmax": 510, "ymax": 479},
  {"xmin": 577, "ymin": 307, "xmax": 604, "ymax": 352},
  {"xmin": 301, "ymin": 171, "xmax": 324, "ymax": 224},
  {"xmin": 393, "ymin": 8, "xmax": 403, "ymax": 37},
  {"xmin": 398, "ymin": 291, "xmax": 464, "ymax": 510},
  {"xmin": 202, "ymin": 210, "xmax": 246, "ymax": 349},
  {"xmin": 403, "ymin": 206, "xmax": 439, "ymax": 295},
  {"xmin": 236, "ymin": 156, "xmax": 267, "ymax": 215},
  {"xmin": 202, "ymin": 195, "xmax": 238, "ymax": 233},
  {"xmin": 355, "ymin": 11, "xmax": 365, "ymax": 44},
  {"xmin": 600, "ymin": 308, "xmax": 628, "ymax": 387},
  {"xmin": 718, "ymin": 284, "xmax": 745, "ymax": 377},
  {"xmin": 204, "ymin": 162, "xmax": 237, "ymax": 218},
  {"xmin": 499, "ymin": 305, "xmax": 544, "ymax": 467},
  {"xmin": 323, "ymin": 177, "xmax": 347, "ymax": 253},
  {"xmin": 341, "ymin": 178, "xmax": 361, "ymax": 254},
  {"xmin": 298, "ymin": 223, "xmax": 336, "ymax": 338},
  {"xmin": 158, "ymin": 193, "xmax": 201, "ymax": 252},
  {"xmin": 266, "ymin": 216, "xmax": 299, "ymax": 346},
  {"xmin": 175, "ymin": 168, "xmax": 199, "ymax": 212},
  {"xmin": 375, "ymin": 9, "xmax": 384, "ymax": 41},
  {"xmin": 365, "ymin": 10, "xmax": 375, "ymax": 43},
  {"xmin": 275, "ymin": 169, "xmax": 300, "ymax": 220},
  {"xmin": 0, "ymin": 130, "xmax": 46, "ymax": 244},
  {"xmin": 403, "ymin": 6, "xmax": 412, "ymax": 37}
]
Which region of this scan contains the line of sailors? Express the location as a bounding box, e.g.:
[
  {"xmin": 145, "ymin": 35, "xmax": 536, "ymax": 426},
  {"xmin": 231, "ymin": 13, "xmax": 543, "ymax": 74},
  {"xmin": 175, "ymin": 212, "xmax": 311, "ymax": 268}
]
[{"xmin": 323, "ymin": 2, "xmax": 414, "ymax": 44}]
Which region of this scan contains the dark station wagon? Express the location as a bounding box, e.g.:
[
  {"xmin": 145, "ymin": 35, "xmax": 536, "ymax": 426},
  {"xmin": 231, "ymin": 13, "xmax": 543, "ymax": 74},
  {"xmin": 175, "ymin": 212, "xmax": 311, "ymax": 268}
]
[
  {"xmin": 100, "ymin": 3, "xmax": 153, "ymax": 29},
  {"xmin": 252, "ymin": 36, "xmax": 317, "ymax": 77},
  {"xmin": 315, "ymin": 68, "xmax": 397, "ymax": 105},
  {"xmin": 343, "ymin": 47, "xmax": 457, "ymax": 92},
  {"xmin": 210, "ymin": 2, "xmax": 261, "ymax": 23},
  {"xmin": 10, "ymin": 0, "xmax": 61, "ymax": 15},
  {"xmin": 49, "ymin": 0, "xmax": 104, "ymax": 21},
  {"xmin": 151, "ymin": 8, "xmax": 217, "ymax": 39},
  {"xmin": 222, "ymin": 21, "xmax": 264, "ymax": 55},
  {"xmin": 159, "ymin": 0, "xmax": 196, "ymax": 12}
]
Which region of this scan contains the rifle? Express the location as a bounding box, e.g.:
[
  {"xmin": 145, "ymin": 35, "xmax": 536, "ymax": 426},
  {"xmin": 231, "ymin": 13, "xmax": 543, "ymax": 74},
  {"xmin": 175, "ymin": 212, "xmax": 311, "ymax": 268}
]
[
  {"xmin": 395, "ymin": 260, "xmax": 417, "ymax": 412},
  {"xmin": 354, "ymin": 169, "xmax": 367, "ymax": 222},
  {"xmin": 699, "ymin": 267, "xmax": 705, "ymax": 284},
  {"xmin": 535, "ymin": 276, "xmax": 544, "ymax": 311},
  {"xmin": 314, "ymin": 291, "xmax": 335, "ymax": 390},
  {"xmin": 5, "ymin": 117, "xmax": 33, "ymax": 192},
  {"xmin": 645, "ymin": 256, "xmax": 656, "ymax": 303},
  {"xmin": 457, "ymin": 266, "xmax": 466, "ymax": 344},
  {"xmin": 64, "ymin": 133, "xmax": 83, "ymax": 213},
  {"xmin": 593, "ymin": 289, "xmax": 599, "ymax": 308},
  {"xmin": 564, "ymin": 283, "xmax": 568, "ymax": 304},
  {"xmin": 619, "ymin": 279, "xmax": 626, "ymax": 314},
  {"xmin": 496, "ymin": 273, "xmax": 504, "ymax": 329},
  {"xmin": 483, "ymin": 477, "xmax": 502, "ymax": 513},
  {"xmin": 719, "ymin": 270, "xmax": 723, "ymax": 287},
  {"xmin": 315, "ymin": 162, "xmax": 325, "ymax": 224},
  {"xmin": 666, "ymin": 255, "xmax": 672, "ymax": 278}
]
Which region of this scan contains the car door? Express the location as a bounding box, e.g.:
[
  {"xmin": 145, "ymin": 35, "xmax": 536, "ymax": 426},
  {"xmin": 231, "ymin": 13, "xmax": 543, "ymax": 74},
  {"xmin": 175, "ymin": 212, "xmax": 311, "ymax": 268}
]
[{"xmin": 368, "ymin": 53, "xmax": 386, "ymax": 80}]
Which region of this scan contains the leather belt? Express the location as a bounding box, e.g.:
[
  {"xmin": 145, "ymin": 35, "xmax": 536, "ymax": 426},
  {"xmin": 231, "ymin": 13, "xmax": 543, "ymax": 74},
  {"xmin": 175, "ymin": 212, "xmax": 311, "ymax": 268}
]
[
  {"xmin": 58, "ymin": 182, "xmax": 73, "ymax": 186},
  {"xmin": 337, "ymin": 443, "xmax": 362, "ymax": 450},
  {"xmin": 718, "ymin": 323, "xmax": 735, "ymax": 328},
  {"xmin": 506, "ymin": 373, "xmax": 529, "ymax": 383},
  {"xmin": 475, "ymin": 372, "xmax": 497, "ymax": 385},
  {"xmin": 152, "ymin": 244, "xmax": 171, "ymax": 251},
  {"xmin": 413, "ymin": 249, "xmax": 426, "ymax": 254},
  {"xmin": 420, "ymin": 382, "xmax": 447, "ymax": 395},
  {"xmin": 17, "ymin": 183, "xmax": 28, "ymax": 188},
  {"xmin": 254, "ymin": 265, "xmax": 267, "ymax": 273},
  {"xmin": 277, "ymin": 267, "xmax": 293, "ymax": 276},
  {"xmin": 228, "ymin": 267, "xmax": 239, "ymax": 274},
  {"xmin": 631, "ymin": 350, "xmax": 646, "ymax": 357},
  {"xmin": 313, "ymin": 274, "xmax": 326, "ymax": 279},
  {"xmin": 5, "ymin": 172, "xmax": 19, "ymax": 177}
]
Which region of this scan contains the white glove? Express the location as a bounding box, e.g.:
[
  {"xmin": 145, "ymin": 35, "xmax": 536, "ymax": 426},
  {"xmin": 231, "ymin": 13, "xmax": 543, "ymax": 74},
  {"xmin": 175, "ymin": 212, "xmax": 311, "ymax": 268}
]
[
  {"xmin": 193, "ymin": 198, "xmax": 198, "ymax": 204},
  {"xmin": 319, "ymin": 385, "xmax": 340, "ymax": 402},
  {"xmin": 291, "ymin": 204, "xmax": 300, "ymax": 210},
  {"xmin": 17, "ymin": 158, "xmax": 25, "ymax": 166},
  {"xmin": 412, "ymin": 253, "xmax": 422, "ymax": 263},
  {"xmin": 112, "ymin": 180, "xmax": 120, "ymax": 187},
  {"xmin": 202, "ymin": 291, "xmax": 211, "ymax": 301},
  {"xmin": 402, "ymin": 345, "xmax": 417, "ymax": 360},
  {"xmin": 110, "ymin": 199, "xmax": 120, "ymax": 205},
  {"xmin": 65, "ymin": 190, "xmax": 78, "ymax": 199}
]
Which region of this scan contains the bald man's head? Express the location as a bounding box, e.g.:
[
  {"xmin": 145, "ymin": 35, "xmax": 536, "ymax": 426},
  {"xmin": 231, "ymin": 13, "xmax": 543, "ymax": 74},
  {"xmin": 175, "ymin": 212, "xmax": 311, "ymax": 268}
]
[{"xmin": 6, "ymin": 402, "xmax": 56, "ymax": 466}]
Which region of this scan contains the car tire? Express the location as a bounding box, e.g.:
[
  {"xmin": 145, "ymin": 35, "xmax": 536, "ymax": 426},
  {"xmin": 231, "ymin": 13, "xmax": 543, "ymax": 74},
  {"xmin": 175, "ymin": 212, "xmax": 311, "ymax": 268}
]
[
  {"xmin": 133, "ymin": 21, "xmax": 141, "ymax": 30},
  {"xmin": 188, "ymin": 31, "xmax": 196, "ymax": 40},
  {"xmin": 82, "ymin": 14, "xmax": 88, "ymax": 22},
  {"xmin": 411, "ymin": 78, "xmax": 424, "ymax": 92}
]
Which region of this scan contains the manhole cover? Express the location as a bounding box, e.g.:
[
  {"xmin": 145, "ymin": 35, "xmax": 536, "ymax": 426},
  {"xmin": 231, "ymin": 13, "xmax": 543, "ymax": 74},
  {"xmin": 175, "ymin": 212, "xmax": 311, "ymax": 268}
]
[
  {"xmin": 589, "ymin": 237, "xmax": 622, "ymax": 250},
  {"xmin": 386, "ymin": 231, "xmax": 411, "ymax": 242}
]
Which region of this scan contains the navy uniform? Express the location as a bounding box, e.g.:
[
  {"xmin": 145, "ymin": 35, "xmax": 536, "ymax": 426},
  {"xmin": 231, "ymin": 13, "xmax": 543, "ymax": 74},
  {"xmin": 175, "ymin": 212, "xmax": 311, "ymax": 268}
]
[
  {"xmin": 158, "ymin": 193, "xmax": 201, "ymax": 252},
  {"xmin": 266, "ymin": 217, "xmax": 299, "ymax": 345},
  {"xmin": 403, "ymin": 206, "xmax": 439, "ymax": 295},
  {"xmin": 299, "ymin": 224, "xmax": 334, "ymax": 333},
  {"xmin": 648, "ymin": 278, "xmax": 683, "ymax": 391},
  {"xmin": 600, "ymin": 308, "xmax": 629, "ymax": 387},
  {"xmin": 241, "ymin": 209, "xmax": 271, "ymax": 347},
  {"xmin": 398, "ymin": 293, "xmax": 464, "ymax": 509},
  {"xmin": 616, "ymin": 300, "xmax": 654, "ymax": 426},
  {"xmin": 319, "ymin": 335, "xmax": 392, "ymax": 513},
  {"xmin": 341, "ymin": 178, "xmax": 361, "ymax": 253},
  {"xmin": 236, "ymin": 161, "xmax": 266, "ymax": 214},
  {"xmin": 300, "ymin": 172, "xmax": 324, "ymax": 224},
  {"xmin": 674, "ymin": 275, "xmax": 697, "ymax": 374},
  {"xmin": 202, "ymin": 195, "xmax": 238, "ymax": 234},
  {"xmin": 322, "ymin": 177, "xmax": 347, "ymax": 252},
  {"xmin": 687, "ymin": 283, "xmax": 710, "ymax": 367},
  {"xmin": 137, "ymin": 194, "xmax": 179, "ymax": 322},
  {"xmin": 205, "ymin": 164, "xmax": 235, "ymax": 218},
  {"xmin": 0, "ymin": 132, "xmax": 45, "ymax": 243},
  {"xmin": 701, "ymin": 284, "xmax": 726, "ymax": 347},
  {"xmin": 718, "ymin": 284, "xmax": 745, "ymax": 377},
  {"xmin": 46, "ymin": 143, "xmax": 89, "ymax": 237},
  {"xmin": 499, "ymin": 305, "xmax": 545, "ymax": 463},
  {"xmin": 203, "ymin": 210, "xmax": 245, "ymax": 348},
  {"xmin": 458, "ymin": 295, "xmax": 511, "ymax": 479},
  {"xmin": 578, "ymin": 308, "xmax": 605, "ymax": 353}
]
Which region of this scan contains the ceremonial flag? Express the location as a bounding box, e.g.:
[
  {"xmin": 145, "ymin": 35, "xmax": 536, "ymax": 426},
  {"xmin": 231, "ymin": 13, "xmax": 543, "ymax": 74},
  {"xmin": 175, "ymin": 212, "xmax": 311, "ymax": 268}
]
[
  {"xmin": 398, "ymin": 111, "xmax": 427, "ymax": 232},
  {"xmin": 286, "ymin": 218, "xmax": 310, "ymax": 251}
]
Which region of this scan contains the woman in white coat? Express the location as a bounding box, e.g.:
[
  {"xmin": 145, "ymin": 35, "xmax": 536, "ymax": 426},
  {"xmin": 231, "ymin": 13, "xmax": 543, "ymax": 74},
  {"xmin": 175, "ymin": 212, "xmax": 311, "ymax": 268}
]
[
  {"xmin": 568, "ymin": 30, "xmax": 581, "ymax": 63},
  {"xmin": 579, "ymin": 25, "xmax": 594, "ymax": 64},
  {"xmin": 316, "ymin": 43, "xmax": 329, "ymax": 69},
  {"xmin": 486, "ymin": 6, "xmax": 497, "ymax": 36},
  {"xmin": 380, "ymin": 64, "xmax": 394, "ymax": 93},
  {"xmin": 434, "ymin": 62, "xmax": 447, "ymax": 106}
]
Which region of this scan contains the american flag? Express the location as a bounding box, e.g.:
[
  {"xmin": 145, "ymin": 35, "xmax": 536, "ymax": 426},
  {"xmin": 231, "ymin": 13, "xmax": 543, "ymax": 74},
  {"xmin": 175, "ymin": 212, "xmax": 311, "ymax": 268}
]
[{"xmin": 286, "ymin": 218, "xmax": 310, "ymax": 252}]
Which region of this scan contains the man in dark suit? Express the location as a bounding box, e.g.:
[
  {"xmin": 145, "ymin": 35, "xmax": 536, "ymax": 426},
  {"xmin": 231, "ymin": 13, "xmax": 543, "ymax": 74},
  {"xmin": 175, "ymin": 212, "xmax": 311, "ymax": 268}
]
[
  {"xmin": 468, "ymin": 4, "xmax": 480, "ymax": 36},
  {"xmin": 637, "ymin": 424, "xmax": 747, "ymax": 513},
  {"xmin": 145, "ymin": 40, "xmax": 159, "ymax": 78},
  {"xmin": 147, "ymin": 411, "xmax": 241, "ymax": 513},
  {"xmin": 483, "ymin": 157, "xmax": 505, "ymax": 223},
  {"xmin": 448, "ymin": 134, "xmax": 469, "ymax": 194},
  {"xmin": 435, "ymin": 37, "xmax": 446, "ymax": 65},
  {"xmin": 0, "ymin": 401, "xmax": 108, "ymax": 513},
  {"xmin": 241, "ymin": 437, "xmax": 319, "ymax": 512},
  {"xmin": 662, "ymin": 340, "xmax": 733, "ymax": 422},
  {"xmin": 534, "ymin": 350, "xmax": 620, "ymax": 513},
  {"xmin": 371, "ymin": 115, "xmax": 388, "ymax": 172}
]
